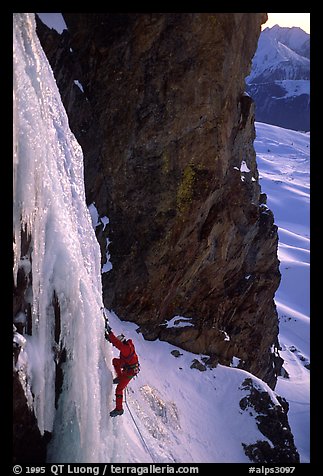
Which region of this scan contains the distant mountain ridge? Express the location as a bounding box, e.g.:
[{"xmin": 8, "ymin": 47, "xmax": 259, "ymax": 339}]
[
  {"xmin": 268, "ymin": 25, "xmax": 310, "ymax": 59},
  {"xmin": 246, "ymin": 25, "xmax": 310, "ymax": 131}
]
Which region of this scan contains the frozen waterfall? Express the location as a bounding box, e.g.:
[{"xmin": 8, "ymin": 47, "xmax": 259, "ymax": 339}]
[{"xmin": 13, "ymin": 13, "xmax": 114, "ymax": 462}]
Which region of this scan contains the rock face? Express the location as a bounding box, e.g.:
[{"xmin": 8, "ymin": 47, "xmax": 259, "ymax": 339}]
[
  {"xmin": 13, "ymin": 372, "xmax": 49, "ymax": 463},
  {"xmin": 36, "ymin": 13, "xmax": 282, "ymax": 388},
  {"xmin": 240, "ymin": 378, "xmax": 300, "ymax": 463},
  {"xmin": 13, "ymin": 218, "xmax": 50, "ymax": 463}
]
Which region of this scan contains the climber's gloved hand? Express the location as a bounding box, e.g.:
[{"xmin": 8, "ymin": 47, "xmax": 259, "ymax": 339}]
[{"xmin": 105, "ymin": 321, "xmax": 112, "ymax": 334}]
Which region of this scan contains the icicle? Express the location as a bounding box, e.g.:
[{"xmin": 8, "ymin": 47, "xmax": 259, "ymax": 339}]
[{"xmin": 13, "ymin": 13, "xmax": 114, "ymax": 461}]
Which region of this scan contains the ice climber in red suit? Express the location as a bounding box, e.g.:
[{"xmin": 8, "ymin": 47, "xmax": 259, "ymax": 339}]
[{"xmin": 105, "ymin": 321, "xmax": 140, "ymax": 417}]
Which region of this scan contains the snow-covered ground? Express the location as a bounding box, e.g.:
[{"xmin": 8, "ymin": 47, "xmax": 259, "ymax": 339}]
[
  {"xmin": 13, "ymin": 13, "xmax": 309, "ymax": 465},
  {"xmin": 275, "ymin": 79, "xmax": 310, "ymax": 99},
  {"xmin": 103, "ymin": 311, "xmax": 283, "ymax": 463},
  {"xmin": 255, "ymin": 122, "xmax": 310, "ymax": 462},
  {"xmin": 100, "ymin": 123, "xmax": 310, "ymax": 463}
]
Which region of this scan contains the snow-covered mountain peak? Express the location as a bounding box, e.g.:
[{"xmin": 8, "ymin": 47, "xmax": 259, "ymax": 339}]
[
  {"xmin": 261, "ymin": 25, "xmax": 310, "ymax": 58},
  {"xmin": 248, "ymin": 30, "xmax": 310, "ymax": 83},
  {"xmin": 246, "ymin": 25, "xmax": 310, "ymax": 131}
]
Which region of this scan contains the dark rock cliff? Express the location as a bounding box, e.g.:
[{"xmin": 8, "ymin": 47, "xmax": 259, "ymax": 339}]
[
  {"xmin": 240, "ymin": 378, "xmax": 300, "ymax": 463},
  {"xmin": 36, "ymin": 13, "xmax": 282, "ymax": 389}
]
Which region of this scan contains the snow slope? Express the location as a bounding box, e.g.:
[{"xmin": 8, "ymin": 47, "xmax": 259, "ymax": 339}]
[
  {"xmin": 254, "ymin": 122, "xmax": 310, "ymax": 462},
  {"xmin": 103, "ymin": 311, "xmax": 282, "ymax": 463}
]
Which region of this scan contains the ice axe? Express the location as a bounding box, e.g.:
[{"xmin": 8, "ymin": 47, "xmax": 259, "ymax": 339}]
[{"xmin": 101, "ymin": 307, "xmax": 112, "ymax": 333}]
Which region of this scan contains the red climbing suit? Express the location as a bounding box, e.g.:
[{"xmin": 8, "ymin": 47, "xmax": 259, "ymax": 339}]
[{"xmin": 108, "ymin": 331, "xmax": 139, "ymax": 411}]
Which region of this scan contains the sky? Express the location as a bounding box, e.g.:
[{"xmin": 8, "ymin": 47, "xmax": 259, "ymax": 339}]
[{"xmin": 264, "ymin": 13, "xmax": 310, "ymax": 33}]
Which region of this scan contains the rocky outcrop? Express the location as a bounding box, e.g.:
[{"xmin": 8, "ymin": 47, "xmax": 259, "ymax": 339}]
[
  {"xmin": 240, "ymin": 378, "xmax": 300, "ymax": 463},
  {"xmin": 13, "ymin": 372, "xmax": 50, "ymax": 463},
  {"xmin": 36, "ymin": 13, "xmax": 282, "ymax": 388},
  {"xmin": 13, "ymin": 228, "xmax": 49, "ymax": 463}
]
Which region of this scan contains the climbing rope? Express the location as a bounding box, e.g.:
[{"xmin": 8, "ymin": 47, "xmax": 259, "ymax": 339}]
[{"xmin": 125, "ymin": 388, "xmax": 155, "ymax": 463}]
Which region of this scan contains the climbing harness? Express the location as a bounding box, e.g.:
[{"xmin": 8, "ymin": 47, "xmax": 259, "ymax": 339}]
[
  {"xmin": 124, "ymin": 388, "xmax": 155, "ymax": 463},
  {"xmin": 123, "ymin": 362, "xmax": 140, "ymax": 375}
]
